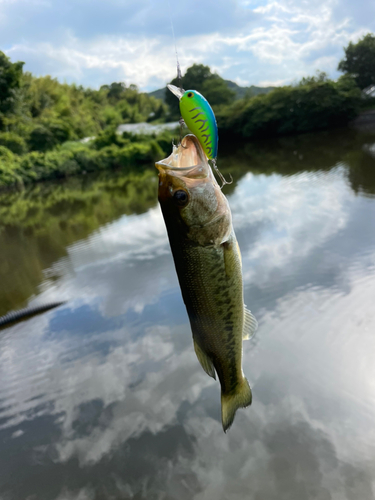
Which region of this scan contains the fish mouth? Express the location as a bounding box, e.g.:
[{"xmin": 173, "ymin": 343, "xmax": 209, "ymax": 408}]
[{"xmin": 156, "ymin": 134, "xmax": 208, "ymax": 172}]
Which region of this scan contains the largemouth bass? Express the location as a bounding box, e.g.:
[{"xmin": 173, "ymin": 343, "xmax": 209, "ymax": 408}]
[{"xmin": 156, "ymin": 135, "xmax": 257, "ymax": 432}]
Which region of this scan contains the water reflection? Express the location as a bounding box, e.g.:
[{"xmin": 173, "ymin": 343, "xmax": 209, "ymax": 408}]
[
  {"xmin": 0, "ymin": 169, "xmax": 158, "ymax": 316},
  {"xmin": 1, "ymin": 128, "xmax": 375, "ymax": 499}
]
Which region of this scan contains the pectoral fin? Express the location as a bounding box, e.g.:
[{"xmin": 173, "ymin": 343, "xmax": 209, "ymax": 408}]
[
  {"xmin": 222, "ymin": 235, "xmax": 239, "ymax": 278},
  {"xmin": 193, "ymin": 339, "xmax": 216, "ymax": 379},
  {"xmin": 243, "ymin": 307, "xmax": 258, "ymax": 340}
]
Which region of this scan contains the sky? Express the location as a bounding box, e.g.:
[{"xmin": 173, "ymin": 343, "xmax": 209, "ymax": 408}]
[{"xmin": 1, "ymin": 0, "xmax": 375, "ymax": 91}]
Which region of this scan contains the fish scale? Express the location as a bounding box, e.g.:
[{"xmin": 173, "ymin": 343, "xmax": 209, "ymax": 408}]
[{"xmin": 176, "ymin": 242, "xmax": 243, "ymax": 380}]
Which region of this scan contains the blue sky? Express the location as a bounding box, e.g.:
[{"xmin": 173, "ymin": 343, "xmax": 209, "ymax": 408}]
[{"xmin": 1, "ymin": 0, "xmax": 375, "ymax": 91}]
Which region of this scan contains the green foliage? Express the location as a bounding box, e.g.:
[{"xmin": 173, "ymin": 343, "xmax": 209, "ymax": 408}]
[
  {"xmin": 0, "ymin": 169, "xmax": 159, "ymax": 315},
  {"xmin": 0, "ymin": 147, "xmax": 22, "ymax": 187},
  {"xmin": 0, "ymin": 132, "xmax": 27, "ymax": 155},
  {"xmin": 201, "ymin": 76, "xmax": 236, "ymax": 107},
  {"xmin": 338, "ymin": 33, "xmax": 375, "ymax": 89},
  {"xmin": 183, "ymin": 64, "xmax": 213, "ymax": 90},
  {"xmin": 0, "ymin": 145, "xmax": 14, "ymax": 159},
  {"xmin": 0, "ymin": 133, "xmax": 170, "ymax": 189},
  {"xmin": 93, "ymin": 128, "xmax": 130, "ymax": 150},
  {"xmin": 298, "ymin": 71, "xmax": 329, "ymax": 86},
  {"xmin": 100, "ymin": 82, "xmax": 128, "ymax": 101},
  {"xmin": 0, "ymin": 52, "xmax": 167, "ymax": 155},
  {"xmin": 217, "ymin": 75, "xmax": 362, "ymax": 139},
  {"xmin": 24, "ymin": 74, "xmax": 121, "ymax": 141},
  {"xmin": 28, "ymin": 120, "xmax": 72, "ymax": 151},
  {"xmin": 0, "ymin": 52, "xmax": 24, "ymax": 128},
  {"xmin": 166, "ymin": 64, "xmax": 236, "ymax": 119},
  {"xmin": 0, "ymin": 50, "xmax": 368, "ymax": 191}
]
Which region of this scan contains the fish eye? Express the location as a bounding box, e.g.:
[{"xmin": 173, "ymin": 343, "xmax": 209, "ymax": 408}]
[
  {"xmin": 173, "ymin": 190, "xmax": 189, "ymax": 206},
  {"xmin": 187, "ymin": 92, "xmax": 194, "ymax": 98}
]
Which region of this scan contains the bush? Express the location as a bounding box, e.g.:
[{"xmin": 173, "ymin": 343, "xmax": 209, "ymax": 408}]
[
  {"xmin": 28, "ymin": 120, "xmax": 72, "ymax": 152},
  {"xmin": 217, "ymin": 75, "xmax": 362, "ymax": 139},
  {"xmin": 93, "ymin": 128, "xmax": 130, "ymax": 150},
  {"xmin": 0, "ymin": 146, "xmax": 22, "ymax": 187},
  {"xmin": 0, "ymin": 137, "xmax": 165, "ymax": 189},
  {"xmin": 0, "ymin": 132, "xmax": 27, "ymax": 155},
  {"xmin": 0, "ymin": 145, "xmax": 14, "ymax": 159}
]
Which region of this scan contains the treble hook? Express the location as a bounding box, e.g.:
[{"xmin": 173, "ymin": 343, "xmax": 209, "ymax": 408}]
[{"xmin": 211, "ymin": 159, "xmax": 233, "ymax": 188}]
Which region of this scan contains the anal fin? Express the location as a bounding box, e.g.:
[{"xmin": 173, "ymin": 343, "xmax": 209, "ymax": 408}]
[
  {"xmin": 243, "ymin": 307, "xmax": 258, "ymax": 341},
  {"xmin": 193, "ymin": 339, "xmax": 216, "ymax": 379}
]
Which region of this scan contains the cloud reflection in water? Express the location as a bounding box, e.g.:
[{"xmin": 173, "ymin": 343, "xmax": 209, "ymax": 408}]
[{"xmin": 1, "ymin": 166, "xmax": 375, "ymax": 499}]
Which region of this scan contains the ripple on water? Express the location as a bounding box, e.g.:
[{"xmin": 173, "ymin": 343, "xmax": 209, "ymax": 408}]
[{"xmin": 1, "ymin": 132, "xmax": 375, "ymax": 499}]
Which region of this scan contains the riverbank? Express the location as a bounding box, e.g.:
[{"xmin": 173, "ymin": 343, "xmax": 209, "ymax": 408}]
[
  {"xmin": 0, "ymin": 130, "xmax": 177, "ymax": 192},
  {"xmin": 350, "ymin": 109, "xmax": 375, "ymax": 131},
  {"xmin": 216, "ymin": 75, "xmax": 362, "ymax": 140},
  {"xmin": 0, "ymin": 51, "xmax": 369, "ymax": 192},
  {"xmin": 1, "ymin": 85, "xmax": 373, "ymax": 192},
  {"xmin": 2, "ymin": 125, "xmax": 375, "ymax": 314}
]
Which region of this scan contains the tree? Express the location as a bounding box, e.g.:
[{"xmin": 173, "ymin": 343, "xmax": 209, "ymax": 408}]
[
  {"xmin": 182, "ymin": 64, "xmax": 212, "ymax": 91},
  {"xmin": 166, "ymin": 63, "xmax": 236, "ymax": 118},
  {"xmin": 107, "ymin": 82, "xmax": 126, "ymax": 101},
  {"xmin": 338, "ymin": 33, "xmax": 375, "ymax": 89},
  {"xmin": 201, "ymin": 76, "xmax": 235, "ymax": 106},
  {"xmin": 166, "ymin": 64, "xmax": 218, "ymax": 117},
  {"xmin": 298, "ymin": 71, "xmax": 328, "ymax": 86},
  {"xmin": 0, "ymin": 51, "xmax": 24, "ymax": 129}
]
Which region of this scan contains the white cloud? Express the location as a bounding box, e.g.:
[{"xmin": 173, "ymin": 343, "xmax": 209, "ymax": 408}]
[
  {"xmin": 229, "ymin": 167, "xmax": 352, "ymax": 287},
  {"xmin": 2, "ymin": 162, "xmax": 375, "ymax": 497},
  {"xmin": 7, "ymin": 37, "xmax": 178, "ymax": 89},
  {"xmin": 2, "ymin": 0, "xmax": 375, "ymax": 89}
]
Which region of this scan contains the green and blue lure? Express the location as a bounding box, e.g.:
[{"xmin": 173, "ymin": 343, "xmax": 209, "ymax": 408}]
[{"xmin": 167, "ymin": 84, "xmax": 218, "ymax": 160}]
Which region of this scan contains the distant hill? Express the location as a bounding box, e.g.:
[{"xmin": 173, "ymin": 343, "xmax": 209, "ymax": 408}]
[
  {"xmin": 224, "ymin": 80, "xmax": 275, "ymax": 99},
  {"xmin": 148, "ymin": 80, "xmax": 275, "ymax": 102},
  {"xmin": 149, "ymin": 87, "xmax": 167, "ymax": 101}
]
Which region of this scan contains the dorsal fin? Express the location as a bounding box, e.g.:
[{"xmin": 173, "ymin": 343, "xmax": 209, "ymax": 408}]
[{"xmin": 243, "ymin": 307, "xmax": 258, "ymax": 341}]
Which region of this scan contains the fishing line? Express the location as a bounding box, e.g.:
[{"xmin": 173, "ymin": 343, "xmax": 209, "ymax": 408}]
[
  {"xmin": 167, "ymin": 0, "xmax": 185, "ymax": 143},
  {"xmin": 166, "ymin": 1, "xmax": 230, "ymax": 187},
  {"xmin": 167, "ymin": 0, "xmax": 182, "ymax": 89}
]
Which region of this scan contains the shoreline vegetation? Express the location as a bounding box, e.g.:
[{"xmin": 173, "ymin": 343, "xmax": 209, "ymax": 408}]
[
  {"xmin": 2, "ymin": 124, "xmax": 375, "ymax": 315},
  {"xmin": 1, "ymin": 33, "xmax": 375, "ymax": 190}
]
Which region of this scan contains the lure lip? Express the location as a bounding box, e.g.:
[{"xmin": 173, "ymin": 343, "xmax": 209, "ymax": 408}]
[
  {"xmin": 167, "ymin": 84, "xmax": 185, "ymax": 100},
  {"xmin": 155, "ymin": 134, "xmax": 207, "ymax": 172}
]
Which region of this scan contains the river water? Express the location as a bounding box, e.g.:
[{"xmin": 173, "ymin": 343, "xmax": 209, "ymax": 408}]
[{"xmin": 1, "ymin": 128, "xmax": 375, "ymax": 500}]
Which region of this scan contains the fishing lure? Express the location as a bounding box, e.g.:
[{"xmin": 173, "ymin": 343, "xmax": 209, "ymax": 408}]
[{"xmin": 167, "ymin": 85, "xmax": 218, "ymax": 160}]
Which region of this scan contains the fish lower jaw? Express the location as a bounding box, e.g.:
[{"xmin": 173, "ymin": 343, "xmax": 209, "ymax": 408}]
[{"xmin": 155, "ymin": 135, "xmax": 208, "ymax": 170}]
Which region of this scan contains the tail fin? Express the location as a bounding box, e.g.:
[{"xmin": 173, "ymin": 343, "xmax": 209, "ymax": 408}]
[{"xmin": 221, "ymin": 377, "xmax": 252, "ymax": 432}]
